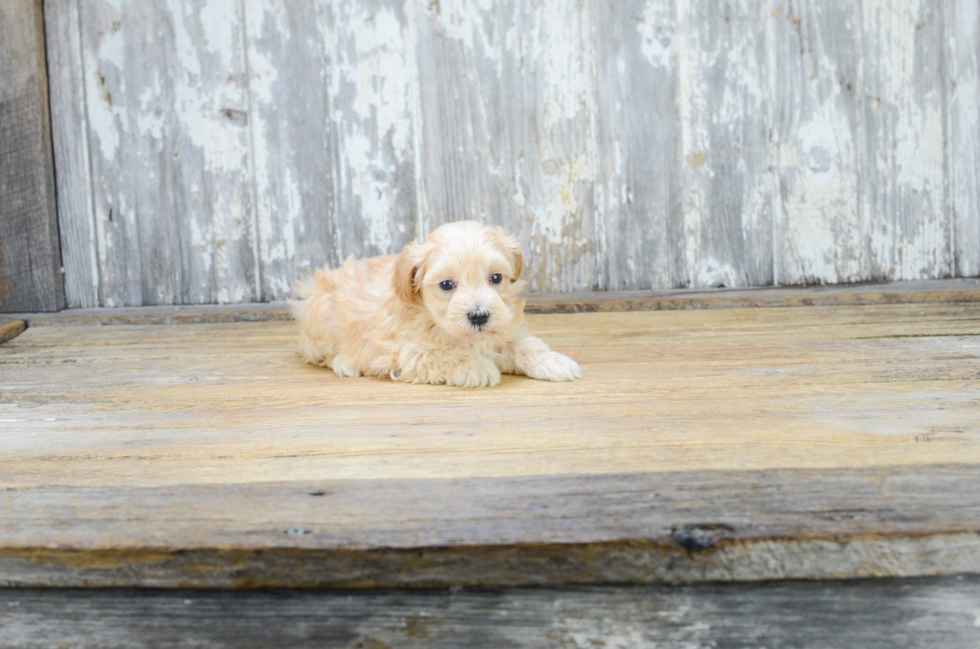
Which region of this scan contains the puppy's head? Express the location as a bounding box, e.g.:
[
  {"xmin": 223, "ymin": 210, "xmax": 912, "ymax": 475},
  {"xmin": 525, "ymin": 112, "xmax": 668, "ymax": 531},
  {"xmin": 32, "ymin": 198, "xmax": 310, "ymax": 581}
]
[{"xmin": 394, "ymin": 221, "xmax": 524, "ymax": 340}]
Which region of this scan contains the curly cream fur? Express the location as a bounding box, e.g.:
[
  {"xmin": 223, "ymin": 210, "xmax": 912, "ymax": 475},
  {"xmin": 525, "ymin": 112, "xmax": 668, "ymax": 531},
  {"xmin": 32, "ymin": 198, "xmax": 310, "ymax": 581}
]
[{"xmin": 290, "ymin": 221, "xmax": 582, "ymax": 387}]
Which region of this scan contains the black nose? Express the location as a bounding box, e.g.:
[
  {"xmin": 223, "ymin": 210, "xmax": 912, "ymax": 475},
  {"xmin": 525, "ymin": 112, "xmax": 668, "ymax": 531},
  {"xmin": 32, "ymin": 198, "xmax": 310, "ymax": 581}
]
[{"xmin": 467, "ymin": 310, "xmax": 490, "ymax": 327}]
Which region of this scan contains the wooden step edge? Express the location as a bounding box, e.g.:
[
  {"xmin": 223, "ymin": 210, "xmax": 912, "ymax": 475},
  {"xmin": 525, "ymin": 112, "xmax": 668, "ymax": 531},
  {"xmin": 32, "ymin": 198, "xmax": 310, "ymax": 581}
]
[
  {"xmin": 0, "ymin": 319, "xmax": 26, "ymax": 343},
  {"xmin": 2, "ymin": 576, "xmax": 979, "ymax": 646},
  {"xmin": 3, "ymin": 530, "xmax": 978, "ymax": 589},
  {"xmin": 6, "ymin": 278, "xmax": 980, "ymax": 326}
]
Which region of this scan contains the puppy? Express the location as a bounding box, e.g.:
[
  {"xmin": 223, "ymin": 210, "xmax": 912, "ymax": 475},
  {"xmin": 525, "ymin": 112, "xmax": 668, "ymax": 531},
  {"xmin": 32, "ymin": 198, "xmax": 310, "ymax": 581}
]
[{"xmin": 290, "ymin": 221, "xmax": 582, "ymax": 387}]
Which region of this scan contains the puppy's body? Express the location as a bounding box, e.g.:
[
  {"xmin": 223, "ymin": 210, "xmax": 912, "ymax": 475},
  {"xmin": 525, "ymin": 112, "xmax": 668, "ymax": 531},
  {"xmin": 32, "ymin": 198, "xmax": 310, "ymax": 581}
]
[{"xmin": 291, "ymin": 221, "xmax": 581, "ymax": 387}]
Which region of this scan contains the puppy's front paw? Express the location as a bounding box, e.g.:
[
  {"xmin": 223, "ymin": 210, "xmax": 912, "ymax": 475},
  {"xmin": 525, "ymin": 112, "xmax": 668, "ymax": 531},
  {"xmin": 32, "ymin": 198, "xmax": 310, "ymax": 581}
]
[
  {"xmin": 448, "ymin": 358, "xmax": 501, "ymax": 388},
  {"xmin": 523, "ymin": 351, "xmax": 582, "ymax": 382},
  {"xmin": 331, "ymin": 357, "xmax": 361, "ymax": 378}
]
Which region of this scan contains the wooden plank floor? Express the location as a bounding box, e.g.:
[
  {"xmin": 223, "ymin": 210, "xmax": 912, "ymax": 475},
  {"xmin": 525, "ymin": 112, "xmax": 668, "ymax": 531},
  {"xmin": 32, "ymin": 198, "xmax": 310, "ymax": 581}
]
[
  {"xmin": 2, "ymin": 302, "xmax": 980, "ymax": 587},
  {"xmin": 3, "ymin": 577, "xmax": 980, "ymax": 648}
]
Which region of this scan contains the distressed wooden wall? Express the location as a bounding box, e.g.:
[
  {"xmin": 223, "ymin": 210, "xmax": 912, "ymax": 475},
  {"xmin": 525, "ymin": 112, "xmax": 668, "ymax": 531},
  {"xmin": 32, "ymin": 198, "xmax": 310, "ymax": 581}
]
[
  {"xmin": 0, "ymin": 0, "xmax": 63, "ymax": 312},
  {"xmin": 46, "ymin": 0, "xmax": 980, "ymax": 306}
]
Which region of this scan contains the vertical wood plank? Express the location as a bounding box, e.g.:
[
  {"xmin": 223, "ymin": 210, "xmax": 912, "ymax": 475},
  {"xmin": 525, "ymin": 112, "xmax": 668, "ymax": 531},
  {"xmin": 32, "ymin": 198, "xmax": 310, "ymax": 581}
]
[
  {"xmin": 771, "ymin": 1, "xmax": 866, "ymax": 285},
  {"xmin": 675, "ymin": 0, "xmax": 774, "ymax": 288},
  {"xmin": 860, "ymin": 0, "xmax": 949, "ymax": 280},
  {"xmin": 0, "ymin": 0, "xmax": 64, "ymax": 312},
  {"xmin": 328, "ymin": 0, "xmax": 420, "ymax": 263},
  {"xmin": 594, "ymin": 0, "xmax": 682, "ymax": 290},
  {"xmin": 415, "ymin": 0, "xmax": 598, "ymax": 292},
  {"xmin": 80, "ymin": 0, "xmax": 258, "ymax": 306},
  {"xmin": 247, "ymin": 0, "xmax": 420, "ymax": 301},
  {"xmin": 45, "ymin": 0, "xmax": 100, "ymax": 308},
  {"xmin": 244, "ymin": 0, "xmax": 337, "ymax": 300},
  {"xmin": 945, "ymin": 0, "xmax": 980, "ymax": 277}
]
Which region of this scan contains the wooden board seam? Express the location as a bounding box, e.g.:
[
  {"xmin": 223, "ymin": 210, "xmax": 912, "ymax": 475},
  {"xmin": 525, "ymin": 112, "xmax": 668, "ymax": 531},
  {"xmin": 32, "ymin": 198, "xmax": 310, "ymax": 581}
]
[{"xmin": 3, "ymin": 530, "xmax": 979, "ymax": 589}]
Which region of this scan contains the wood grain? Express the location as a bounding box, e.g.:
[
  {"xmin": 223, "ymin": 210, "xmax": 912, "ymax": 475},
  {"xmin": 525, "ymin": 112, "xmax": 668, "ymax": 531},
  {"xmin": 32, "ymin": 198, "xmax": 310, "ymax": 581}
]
[
  {"xmin": 594, "ymin": 0, "xmax": 682, "ymax": 290},
  {"xmin": 44, "ymin": 0, "xmax": 100, "ymax": 308},
  {"xmin": 8, "ymin": 277, "xmax": 980, "ymax": 325},
  {"xmin": 1, "ymin": 303, "xmax": 979, "ymax": 587},
  {"xmin": 946, "ymin": 0, "xmax": 980, "ymax": 278},
  {"xmin": 772, "ymin": 0, "xmax": 865, "ymax": 285},
  {"xmin": 76, "ymin": 0, "xmax": 259, "ymax": 306},
  {"xmin": 2, "ymin": 466, "xmax": 979, "ymax": 588},
  {"xmin": 415, "ymin": 0, "xmax": 598, "ymax": 292},
  {"xmin": 327, "ymin": 0, "xmax": 420, "ymax": 266},
  {"xmin": 0, "ymin": 0, "xmax": 63, "ymax": 313},
  {"xmin": 2, "ymin": 577, "xmax": 980, "ymax": 648},
  {"xmin": 243, "ymin": 0, "xmax": 337, "ymax": 301},
  {"xmin": 45, "ymin": 0, "xmax": 980, "ymax": 305},
  {"xmin": 244, "ymin": 0, "xmax": 421, "ymax": 302},
  {"xmin": 862, "ymin": 0, "xmax": 950, "ymax": 280},
  {"xmin": 675, "ymin": 0, "xmax": 774, "ymax": 288},
  {"xmin": 0, "ymin": 319, "xmax": 26, "ymax": 344}
]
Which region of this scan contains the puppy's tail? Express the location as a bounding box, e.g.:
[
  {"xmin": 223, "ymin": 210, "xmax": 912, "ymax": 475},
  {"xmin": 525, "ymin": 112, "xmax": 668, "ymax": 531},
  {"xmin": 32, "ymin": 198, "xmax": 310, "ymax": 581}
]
[{"xmin": 287, "ymin": 266, "xmax": 338, "ymax": 321}]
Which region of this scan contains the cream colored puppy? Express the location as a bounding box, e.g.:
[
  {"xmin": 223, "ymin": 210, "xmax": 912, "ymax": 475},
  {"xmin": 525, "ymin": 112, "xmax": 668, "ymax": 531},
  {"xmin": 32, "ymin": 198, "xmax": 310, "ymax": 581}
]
[{"xmin": 290, "ymin": 221, "xmax": 582, "ymax": 387}]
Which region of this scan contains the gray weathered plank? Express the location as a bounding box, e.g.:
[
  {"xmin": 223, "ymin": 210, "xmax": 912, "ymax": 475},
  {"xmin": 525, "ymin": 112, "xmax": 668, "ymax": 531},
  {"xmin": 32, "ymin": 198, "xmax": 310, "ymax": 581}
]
[
  {"xmin": 7, "ymin": 277, "xmax": 980, "ymax": 325},
  {"xmin": 771, "ymin": 1, "xmax": 866, "ymax": 285},
  {"xmin": 327, "ymin": 0, "xmax": 420, "ymax": 264},
  {"xmin": 946, "ymin": 0, "xmax": 980, "ymax": 278},
  {"xmin": 45, "ymin": 0, "xmax": 980, "ymax": 306},
  {"xmin": 245, "ymin": 0, "xmax": 421, "ymax": 301},
  {"xmin": 861, "ymin": 0, "xmax": 950, "ymax": 280},
  {"xmin": 44, "ymin": 0, "xmax": 100, "ymax": 308},
  {"xmin": 675, "ymin": 0, "xmax": 774, "ymax": 288},
  {"xmin": 0, "ymin": 319, "xmax": 27, "ymax": 344},
  {"xmin": 79, "ymin": 0, "xmax": 259, "ymax": 306},
  {"xmin": 3, "ymin": 465, "xmax": 980, "ymax": 588},
  {"xmin": 1, "ymin": 577, "xmax": 979, "ymax": 648},
  {"xmin": 244, "ymin": 0, "xmax": 337, "ymax": 300},
  {"xmin": 0, "ymin": 0, "xmax": 63, "ymax": 313},
  {"xmin": 415, "ymin": 0, "xmax": 598, "ymax": 292},
  {"xmin": 594, "ymin": 0, "xmax": 682, "ymax": 290}
]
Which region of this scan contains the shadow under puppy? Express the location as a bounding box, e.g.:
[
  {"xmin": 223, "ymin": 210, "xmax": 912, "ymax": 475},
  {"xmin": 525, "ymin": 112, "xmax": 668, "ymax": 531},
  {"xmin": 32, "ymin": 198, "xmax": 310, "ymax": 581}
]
[{"xmin": 291, "ymin": 221, "xmax": 582, "ymax": 387}]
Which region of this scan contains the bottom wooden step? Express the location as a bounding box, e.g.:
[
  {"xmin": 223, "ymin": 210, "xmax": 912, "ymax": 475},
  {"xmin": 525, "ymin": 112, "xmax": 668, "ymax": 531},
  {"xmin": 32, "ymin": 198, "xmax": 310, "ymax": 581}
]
[{"xmin": 1, "ymin": 576, "xmax": 978, "ymax": 648}]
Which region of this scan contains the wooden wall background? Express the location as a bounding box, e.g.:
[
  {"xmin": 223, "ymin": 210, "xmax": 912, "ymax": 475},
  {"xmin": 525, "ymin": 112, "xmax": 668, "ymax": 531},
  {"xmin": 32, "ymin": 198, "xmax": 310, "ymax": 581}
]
[{"xmin": 44, "ymin": 0, "xmax": 980, "ymax": 307}]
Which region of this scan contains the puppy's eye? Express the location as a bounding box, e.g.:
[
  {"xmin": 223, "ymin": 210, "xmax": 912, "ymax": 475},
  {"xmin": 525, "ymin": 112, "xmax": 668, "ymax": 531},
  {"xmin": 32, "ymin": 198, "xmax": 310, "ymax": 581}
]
[
  {"xmin": 489, "ymin": 273, "xmax": 503, "ymax": 285},
  {"xmin": 439, "ymin": 280, "xmax": 455, "ymax": 291}
]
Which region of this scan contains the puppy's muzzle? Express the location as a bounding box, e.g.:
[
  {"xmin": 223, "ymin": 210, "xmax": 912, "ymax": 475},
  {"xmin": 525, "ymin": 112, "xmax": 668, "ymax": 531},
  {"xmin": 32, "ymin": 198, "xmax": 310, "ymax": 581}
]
[{"xmin": 467, "ymin": 309, "xmax": 491, "ymax": 328}]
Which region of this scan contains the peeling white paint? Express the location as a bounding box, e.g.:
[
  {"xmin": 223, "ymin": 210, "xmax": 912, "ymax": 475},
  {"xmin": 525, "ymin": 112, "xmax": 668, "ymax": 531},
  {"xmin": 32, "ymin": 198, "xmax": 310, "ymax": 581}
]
[
  {"xmin": 331, "ymin": 1, "xmax": 416, "ymax": 255},
  {"xmin": 54, "ymin": 0, "xmax": 975, "ymax": 305},
  {"xmin": 637, "ymin": 0, "xmax": 674, "ymax": 70},
  {"xmin": 948, "ymin": 0, "xmax": 980, "ymax": 277}
]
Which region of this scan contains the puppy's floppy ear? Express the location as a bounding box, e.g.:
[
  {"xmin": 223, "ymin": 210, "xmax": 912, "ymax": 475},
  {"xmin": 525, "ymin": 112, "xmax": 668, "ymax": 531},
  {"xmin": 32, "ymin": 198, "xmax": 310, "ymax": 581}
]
[
  {"xmin": 393, "ymin": 242, "xmax": 427, "ymax": 303},
  {"xmin": 494, "ymin": 227, "xmax": 523, "ymax": 282}
]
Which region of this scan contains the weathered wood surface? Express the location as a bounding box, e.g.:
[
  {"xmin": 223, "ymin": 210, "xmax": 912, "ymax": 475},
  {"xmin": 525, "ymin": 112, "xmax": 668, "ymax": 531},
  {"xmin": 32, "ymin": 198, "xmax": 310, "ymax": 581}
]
[
  {"xmin": 8, "ymin": 277, "xmax": 980, "ymax": 326},
  {"xmin": 595, "ymin": 0, "xmax": 680, "ymax": 290},
  {"xmin": 0, "ymin": 319, "xmax": 26, "ymax": 344},
  {"xmin": 771, "ymin": 0, "xmax": 864, "ymax": 285},
  {"xmin": 244, "ymin": 0, "xmax": 336, "ymax": 301},
  {"xmin": 678, "ymin": 0, "xmax": 774, "ymax": 288},
  {"xmin": 73, "ymin": 0, "xmax": 259, "ymax": 307},
  {"xmin": 2, "ymin": 577, "xmax": 980, "ymax": 648},
  {"xmin": 0, "ymin": 0, "xmax": 63, "ymax": 313},
  {"xmin": 864, "ymin": 0, "xmax": 950, "ymax": 280},
  {"xmin": 2, "ymin": 466, "xmax": 980, "ymax": 588},
  {"xmin": 44, "ymin": 0, "xmax": 100, "ymax": 309},
  {"xmin": 45, "ymin": 0, "xmax": 980, "ymax": 306},
  {"xmin": 947, "ymin": 0, "xmax": 980, "ymax": 278},
  {"xmin": 415, "ymin": 0, "xmax": 598, "ymax": 292},
  {"xmin": 2, "ymin": 304, "xmax": 980, "ymax": 587}
]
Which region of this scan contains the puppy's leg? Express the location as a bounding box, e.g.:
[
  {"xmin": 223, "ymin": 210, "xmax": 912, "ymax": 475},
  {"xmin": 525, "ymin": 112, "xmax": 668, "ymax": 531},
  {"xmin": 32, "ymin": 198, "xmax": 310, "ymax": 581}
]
[
  {"xmin": 448, "ymin": 356, "xmax": 500, "ymax": 388},
  {"xmin": 395, "ymin": 345, "xmax": 500, "ymax": 388},
  {"xmin": 512, "ymin": 333, "xmax": 582, "ymax": 382},
  {"xmin": 495, "ymin": 344, "xmax": 523, "ymax": 375},
  {"xmin": 330, "ymin": 356, "xmax": 361, "ymax": 378}
]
